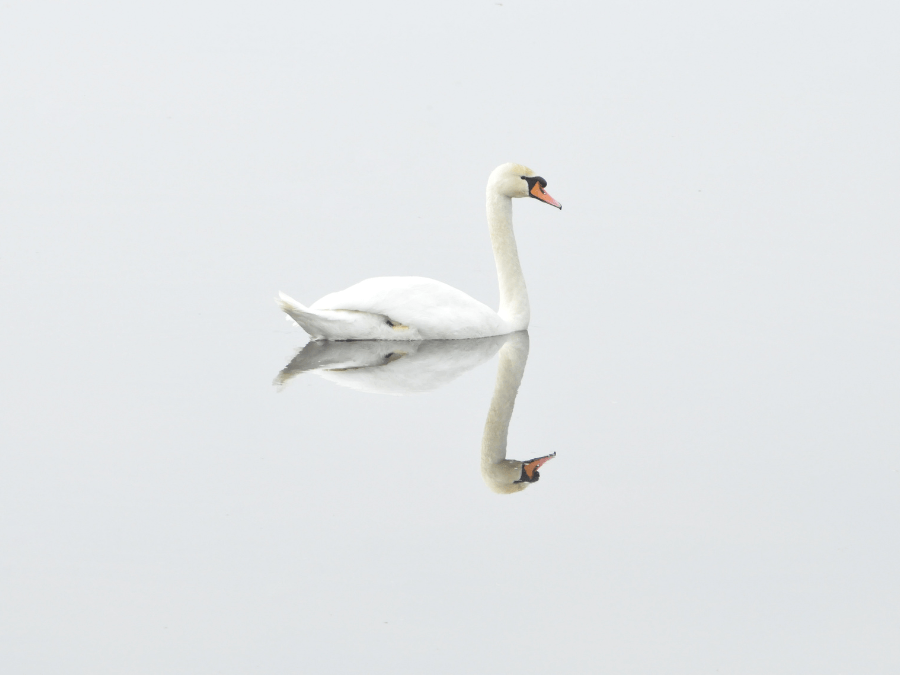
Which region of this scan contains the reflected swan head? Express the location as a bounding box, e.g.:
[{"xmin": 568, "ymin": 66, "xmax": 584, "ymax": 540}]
[
  {"xmin": 488, "ymin": 163, "xmax": 562, "ymax": 209},
  {"xmin": 518, "ymin": 452, "xmax": 556, "ymax": 483},
  {"xmin": 482, "ymin": 452, "xmax": 556, "ymax": 494}
]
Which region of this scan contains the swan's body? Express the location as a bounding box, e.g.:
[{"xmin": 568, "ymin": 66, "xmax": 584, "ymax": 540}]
[{"xmin": 278, "ymin": 163, "xmax": 561, "ymax": 341}]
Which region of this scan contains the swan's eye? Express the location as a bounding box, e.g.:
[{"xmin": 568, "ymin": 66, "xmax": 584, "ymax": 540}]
[{"xmin": 522, "ymin": 176, "xmax": 548, "ymax": 190}]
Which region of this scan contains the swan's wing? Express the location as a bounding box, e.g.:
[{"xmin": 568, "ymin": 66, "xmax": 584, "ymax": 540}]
[
  {"xmin": 278, "ymin": 291, "xmax": 423, "ymax": 340},
  {"xmin": 310, "ymin": 277, "xmax": 509, "ymax": 339}
]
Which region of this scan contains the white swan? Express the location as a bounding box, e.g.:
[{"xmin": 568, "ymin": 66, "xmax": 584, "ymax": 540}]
[{"xmin": 277, "ymin": 163, "xmax": 561, "ymax": 340}]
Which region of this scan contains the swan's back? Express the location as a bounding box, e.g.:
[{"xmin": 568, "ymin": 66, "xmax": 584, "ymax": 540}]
[{"xmin": 310, "ymin": 277, "xmax": 509, "ymax": 340}]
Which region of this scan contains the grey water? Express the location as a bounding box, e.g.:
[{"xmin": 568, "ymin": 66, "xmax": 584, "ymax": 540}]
[{"xmin": 2, "ymin": 1, "xmax": 899, "ymax": 673}]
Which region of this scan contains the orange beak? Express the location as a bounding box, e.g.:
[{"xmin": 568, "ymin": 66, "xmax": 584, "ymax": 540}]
[
  {"xmin": 530, "ymin": 182, "xmax": 562, "ymax": 209},
  {"xmin": 523, "ymin": 452, "xmax": 556, "ymax": 479}
]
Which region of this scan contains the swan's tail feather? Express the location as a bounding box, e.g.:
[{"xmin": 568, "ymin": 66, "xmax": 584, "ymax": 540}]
[
  {"xmin": 276, "ymin": 291, "xmax": 320, "ymax": 335},
  {"xmin": 277, "ymin": 291, "xmax": 307, "ymax": 313},
  {"xmin": 276, "ymin": 291, "xmax": 363, "ymax": 340},
  {"xmin": 277, "ymin": 291, "xmax": 307, "ymax": 328},
  {"xmin": 276, "ymin": 290, "xmax": 419, "ymax": 341}
]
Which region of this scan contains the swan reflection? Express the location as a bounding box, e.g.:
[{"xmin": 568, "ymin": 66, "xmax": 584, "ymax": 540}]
[
  {"xmin": 275, "ymin": 334, "xmax": 508, "ymax": 394},
  {"xmin": 275, "ymin": 332, "xmax": 554, "ymax": 493}
]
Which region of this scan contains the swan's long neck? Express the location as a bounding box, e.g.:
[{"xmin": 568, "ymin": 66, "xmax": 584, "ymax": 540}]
[
  {"xmin": 487, "ymin": 191, "xmax": 530, "ymax": 331},
  {"xmin": 481, "ymin": 332, "xmax": 530, "ymax": 493}
]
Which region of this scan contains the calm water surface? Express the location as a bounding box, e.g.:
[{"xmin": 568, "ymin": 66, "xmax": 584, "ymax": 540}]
[{"xmin": 2, "ymin": 1, "xmax": 899, "ymax": 673}]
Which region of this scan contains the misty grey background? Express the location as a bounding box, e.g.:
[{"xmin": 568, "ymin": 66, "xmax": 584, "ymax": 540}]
[{"xmin": 2, "ymin": 0, "xmax": 899, "ymax": 672}]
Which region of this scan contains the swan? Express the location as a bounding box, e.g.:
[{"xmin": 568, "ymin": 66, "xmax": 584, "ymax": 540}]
[{"xmin": 277, "ymin": 163, "xmax": 561, "ymax": 340}]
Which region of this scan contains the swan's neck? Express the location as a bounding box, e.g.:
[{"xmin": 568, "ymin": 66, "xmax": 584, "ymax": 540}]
[
  {"xmin": 481, "ymin": 332, "xmax": 530, "ymax": 493},
  {"xmin": 487, "ymin": 191, "xmax": 530, "ymax": 331}
]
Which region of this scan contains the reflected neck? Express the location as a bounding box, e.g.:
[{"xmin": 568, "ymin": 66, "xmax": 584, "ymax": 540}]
[
  {"xmin": 487, "ymin": 191, "xmax": 529, "ymax": 331},
  {"xmin": 481, "ymin": 332, "xmax": 530, "ymax": 493}
]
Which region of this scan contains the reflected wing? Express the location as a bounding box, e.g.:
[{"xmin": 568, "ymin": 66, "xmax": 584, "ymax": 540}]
[
  {"xmin": 274, "ymin": 333, "xmax": 511, "ymax": 394},
  {"xmin": 274, "ymin": 341, "xmax": 412, "ymax": 388}
]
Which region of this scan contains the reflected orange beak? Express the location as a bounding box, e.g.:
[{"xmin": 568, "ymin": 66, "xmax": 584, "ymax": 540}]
[
  {"xmin": 523, "ymin": 452, "xmax": 556, "ymax": 479},
  {"xmin": 530, "ymin": 182, "xmax": 562, "ymax": 209}
]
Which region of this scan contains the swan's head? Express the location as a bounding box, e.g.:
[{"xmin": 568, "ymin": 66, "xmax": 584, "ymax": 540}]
[
  {"xmin": 488, "ymin": 163, "xmax": 562, "ymax": 209},
  {"xmin": 482, "ymin": 452, "xmax": 556, "ymax": 494},
  {"xmin": 515, "ymin": 452, "xmax": 556, "ymax": 485}
]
